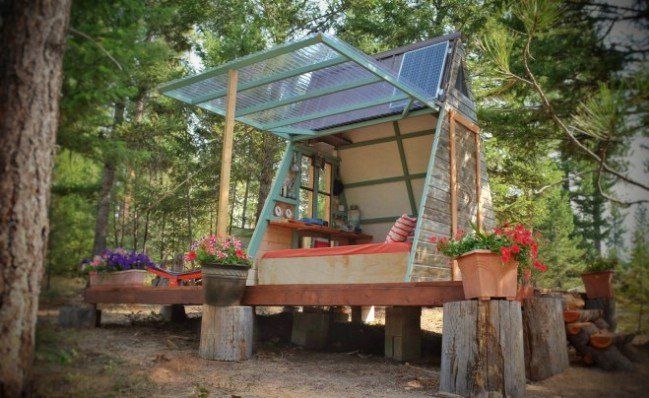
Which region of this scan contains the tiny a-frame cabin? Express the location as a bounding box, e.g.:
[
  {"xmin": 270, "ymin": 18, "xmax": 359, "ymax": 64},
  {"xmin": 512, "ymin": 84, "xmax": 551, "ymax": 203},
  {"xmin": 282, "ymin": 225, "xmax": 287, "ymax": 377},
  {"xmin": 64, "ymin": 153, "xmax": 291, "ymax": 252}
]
[{"xmin": 159, "ymin": 32, "xmax": 495, "ymax": 288}]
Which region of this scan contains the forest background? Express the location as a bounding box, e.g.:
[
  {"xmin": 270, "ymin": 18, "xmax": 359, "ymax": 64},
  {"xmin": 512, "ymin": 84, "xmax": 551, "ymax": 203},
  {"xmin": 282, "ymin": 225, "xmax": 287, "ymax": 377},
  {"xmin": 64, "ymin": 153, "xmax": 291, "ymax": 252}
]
[{"xmin": 50, "ymin": 0, "xmax": 648, "ymax": 331}]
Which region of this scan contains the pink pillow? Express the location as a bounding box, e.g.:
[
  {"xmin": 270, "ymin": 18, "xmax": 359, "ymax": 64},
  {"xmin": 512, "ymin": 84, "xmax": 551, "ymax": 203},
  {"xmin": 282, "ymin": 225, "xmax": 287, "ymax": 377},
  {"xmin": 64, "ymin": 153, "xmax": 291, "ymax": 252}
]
[{"xmin": 385, "ymin": 214, "xmax": 417, "ymax": 243}]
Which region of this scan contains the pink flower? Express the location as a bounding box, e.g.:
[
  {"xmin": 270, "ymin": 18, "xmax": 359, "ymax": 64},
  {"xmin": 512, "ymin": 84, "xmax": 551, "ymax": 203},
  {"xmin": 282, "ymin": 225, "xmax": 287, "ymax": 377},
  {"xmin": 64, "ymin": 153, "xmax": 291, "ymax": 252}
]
[
  {"xmin": 455, "ymin": 229, "xmax": 465, "ymax": 240},
  {"xmin": 217, "ymin": 251, "xmax": 227, "ymax": 259},
  {"xmin": 430, "ymin": 236, "xmax": 438, "ymax": 243},
  {"xmin": 235, "ymin": 248, "xmax": 246, "ymax": 259}
]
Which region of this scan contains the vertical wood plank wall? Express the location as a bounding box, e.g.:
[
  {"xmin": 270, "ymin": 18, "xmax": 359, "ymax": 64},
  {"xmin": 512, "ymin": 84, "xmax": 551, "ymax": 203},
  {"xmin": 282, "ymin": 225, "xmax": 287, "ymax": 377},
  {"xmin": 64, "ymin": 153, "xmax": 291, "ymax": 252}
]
[{"xmin": 409, "ymin": 45, "xmax": 496, "ymax": 282}]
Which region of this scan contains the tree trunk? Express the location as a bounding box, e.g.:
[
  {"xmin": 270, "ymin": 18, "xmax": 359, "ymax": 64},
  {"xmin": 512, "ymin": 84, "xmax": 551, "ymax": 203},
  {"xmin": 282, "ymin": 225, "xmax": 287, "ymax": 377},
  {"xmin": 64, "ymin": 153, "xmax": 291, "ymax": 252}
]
[
  {"xmin": 92, "ymin": 102, "xmax": 124, "ymax": 255},
  {"xmin": 142, "ymin": 210, "xmax": 150, "ymax": 253},
  {"xmin": 255, "ymin": 134, "xmax": 280, "ymax": 223},
  {"xmin": 0, "ymin": 1, "xmax": 71, "ymax": 395},
  {"xmin": 241, "ymin": 177, "xmax": 250, "ymax": 228}
]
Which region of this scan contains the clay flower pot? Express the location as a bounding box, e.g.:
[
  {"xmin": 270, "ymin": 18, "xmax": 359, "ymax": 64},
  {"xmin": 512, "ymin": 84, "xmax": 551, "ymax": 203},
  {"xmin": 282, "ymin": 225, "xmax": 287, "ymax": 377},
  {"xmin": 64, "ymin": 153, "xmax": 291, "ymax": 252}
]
[
  {"xmin": 201, "ymin": 263, "xmax": 251, "ymax": 306},
  {"xmin": 581, "ymin": 270, "xmax": 614, "ymax": 299},
  {"xmin": 88, "ymin": 269, "xmax": 148, "ymax": 286},
  {"xmin": 456, "ymin": 250, "xmax": 518, "ymax": 301}
]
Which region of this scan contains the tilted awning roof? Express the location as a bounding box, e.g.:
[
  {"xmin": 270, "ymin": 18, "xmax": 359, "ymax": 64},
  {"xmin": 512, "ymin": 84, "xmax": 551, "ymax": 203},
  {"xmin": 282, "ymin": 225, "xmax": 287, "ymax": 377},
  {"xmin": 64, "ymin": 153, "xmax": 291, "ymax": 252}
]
[{"xmin": 159, "ymin": 33, "xmax": 456, "ymax": 139}]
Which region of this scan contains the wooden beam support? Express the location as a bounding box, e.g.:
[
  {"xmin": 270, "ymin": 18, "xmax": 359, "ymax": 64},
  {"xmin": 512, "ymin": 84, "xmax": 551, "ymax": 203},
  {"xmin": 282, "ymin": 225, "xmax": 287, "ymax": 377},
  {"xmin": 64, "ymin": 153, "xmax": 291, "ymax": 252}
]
[
  {"xmin": 393, "ymin": 121, "xmax": 417, "ymax": 216},
  {"xmin": 449, "ymin": 110, "xmax": 459, "ymax": 281},
  {"xmin": 475, "ymin": 130, "xmax": 483, "ymax": 231},
  {"xmin": 217, "ymin": 69, "xmax": 238, "ymax": 236},
  {"xmin": 84, "ymin": 282, "xmax": 464, "ymax": 306},
  {"xmin": 243, "ymin": 282, "xmax": 464, "ymax": 306}
]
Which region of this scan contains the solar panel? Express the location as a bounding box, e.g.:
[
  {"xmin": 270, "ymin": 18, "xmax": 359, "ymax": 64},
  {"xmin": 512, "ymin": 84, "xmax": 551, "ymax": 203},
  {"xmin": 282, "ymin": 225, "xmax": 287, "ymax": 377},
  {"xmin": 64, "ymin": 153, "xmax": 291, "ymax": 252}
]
[{"xmin": 397, "ymin": 41, "xmax": 449, "ymax": 100}]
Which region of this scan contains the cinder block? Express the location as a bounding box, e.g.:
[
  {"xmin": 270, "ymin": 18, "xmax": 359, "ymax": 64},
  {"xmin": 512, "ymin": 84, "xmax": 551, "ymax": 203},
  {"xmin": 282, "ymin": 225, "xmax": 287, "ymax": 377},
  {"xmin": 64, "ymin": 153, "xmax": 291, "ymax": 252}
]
[
  {"xmin": 385, "ymin": 306, "xmax": 421, "ymax": 361},
  {"xmin": 291, "ymin": 311, "xmax": 330, "ymax": 349},
  {"xmin": 160, "ymin": 304, "xmax": 187, "ymax": 322},
  {"xmin": 58, "ymin": 306, "xmax": 99, "ymax": 328}
]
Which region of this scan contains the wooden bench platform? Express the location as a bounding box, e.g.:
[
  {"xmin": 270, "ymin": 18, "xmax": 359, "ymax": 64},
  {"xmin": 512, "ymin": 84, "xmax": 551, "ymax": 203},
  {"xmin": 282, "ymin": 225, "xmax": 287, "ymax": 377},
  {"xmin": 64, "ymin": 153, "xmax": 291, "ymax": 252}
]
[{"xmin": 84, "ymin": 281, "xmax": 464, "ymax": 307}]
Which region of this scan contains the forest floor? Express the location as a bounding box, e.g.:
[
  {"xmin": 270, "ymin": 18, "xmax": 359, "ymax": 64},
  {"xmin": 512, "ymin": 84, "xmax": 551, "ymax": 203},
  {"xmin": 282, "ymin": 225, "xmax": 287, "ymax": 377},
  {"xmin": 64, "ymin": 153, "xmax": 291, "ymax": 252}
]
[{"xmin": 34, "ymin": 277, "xmax": 649, "ymax": 397}]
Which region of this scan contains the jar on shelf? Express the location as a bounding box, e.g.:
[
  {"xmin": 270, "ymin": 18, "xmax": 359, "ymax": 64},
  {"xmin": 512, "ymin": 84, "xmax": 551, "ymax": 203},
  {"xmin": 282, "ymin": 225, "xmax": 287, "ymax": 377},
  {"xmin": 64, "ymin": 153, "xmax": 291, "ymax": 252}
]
[{"xmin": 347, "ymin": 205, "xmax": 361, "ymax": 231}]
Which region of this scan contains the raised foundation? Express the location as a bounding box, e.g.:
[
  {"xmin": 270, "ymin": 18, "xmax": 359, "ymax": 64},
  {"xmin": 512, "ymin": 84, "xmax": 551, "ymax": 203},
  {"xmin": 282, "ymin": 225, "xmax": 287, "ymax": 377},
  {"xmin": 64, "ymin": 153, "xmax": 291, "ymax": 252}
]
[
  {"xmin": 58, "ymin": 305, "xmax": 100, "ymax": 328},
  {"xmin": 440, "ymin": 300, "xmax": 525, "ymax": 398},
  {"xmin": 291, "ymin": 311, "xmax": 330, "ymax": 350},
  {"xmin": 385, "ymin": 306, "xmax": 421, "ymax": 361},
  {"xmin": 351, "ymin": 306, "xmax": 375, "ymax": 324},
  {"xmin": 160, "ymin": 304, "xmax": 188, "ymax": 323},
  {"xmin": 199, "ymin": 305, "xmax": 253, "ymax": 361}
]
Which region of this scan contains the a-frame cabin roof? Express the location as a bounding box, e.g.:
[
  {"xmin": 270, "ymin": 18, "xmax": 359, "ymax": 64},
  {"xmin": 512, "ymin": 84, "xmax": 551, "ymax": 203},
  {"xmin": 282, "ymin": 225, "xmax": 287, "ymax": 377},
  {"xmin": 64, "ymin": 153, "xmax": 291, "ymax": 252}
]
[{"xmin": 159, "ymin": 32, "xmax": 465, "ymax": 140}]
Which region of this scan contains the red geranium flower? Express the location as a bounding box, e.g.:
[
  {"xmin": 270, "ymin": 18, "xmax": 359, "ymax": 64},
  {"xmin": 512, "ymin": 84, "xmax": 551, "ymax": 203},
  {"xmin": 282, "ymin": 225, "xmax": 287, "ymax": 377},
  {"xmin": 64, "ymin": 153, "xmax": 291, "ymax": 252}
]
[{"xmin": 185, "ymin": 251, "xmax": 197, "ymax": 261}]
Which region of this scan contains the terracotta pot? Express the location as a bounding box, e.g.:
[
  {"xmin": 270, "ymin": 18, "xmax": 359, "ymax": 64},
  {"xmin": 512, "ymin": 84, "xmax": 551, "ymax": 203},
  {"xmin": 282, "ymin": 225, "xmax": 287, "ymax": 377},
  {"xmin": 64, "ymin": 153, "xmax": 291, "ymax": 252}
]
[
  {"xmin": 456, "ymin": 250, "xmax": 518, "ymax": 301},
  {"xmin": 581, "ymin": 270, "xmax": 614, "ymax": 299},
  {"xmin": 89, "ymin": 269, "xmax": 147, "ymax": 286},
  {"xmin": 201, "ymin": 263, "xmax": 251, "ymax": 306}
]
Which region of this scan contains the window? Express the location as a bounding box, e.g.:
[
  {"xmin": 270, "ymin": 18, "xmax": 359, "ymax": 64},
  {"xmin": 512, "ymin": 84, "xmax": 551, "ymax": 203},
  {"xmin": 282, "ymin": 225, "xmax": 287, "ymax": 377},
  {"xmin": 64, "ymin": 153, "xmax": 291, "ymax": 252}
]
[{"xmin": 298, "ymin": 155, "xmax": 332, "ymax": 224}]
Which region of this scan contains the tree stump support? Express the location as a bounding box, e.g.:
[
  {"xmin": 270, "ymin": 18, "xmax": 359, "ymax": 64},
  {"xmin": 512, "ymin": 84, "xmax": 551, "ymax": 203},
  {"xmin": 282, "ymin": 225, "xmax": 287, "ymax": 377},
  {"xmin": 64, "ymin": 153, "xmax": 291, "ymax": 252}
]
[
  {"xmin": 385, "ymin": 306, "xmax": 421, "ymax": 361},
  {"xmin": 160, "ymin": 304, "xmax": 187, "ymax": 323},
  {"xmin": 199, "ymin": 305, "xmax": 253, "ymax": 361},
  {"xmin": 440, "ymin": 300, "xmax": 525, "ymax": 398},
  {"xmin": 522, "ymin": 297, "xmax": 569, "ymax": 381}
]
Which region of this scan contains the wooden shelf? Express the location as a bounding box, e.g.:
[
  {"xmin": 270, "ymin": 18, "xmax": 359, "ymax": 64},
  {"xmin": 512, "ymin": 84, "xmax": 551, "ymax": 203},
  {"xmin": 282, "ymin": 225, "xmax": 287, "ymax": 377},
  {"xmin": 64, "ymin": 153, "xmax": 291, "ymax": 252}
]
[
  {"xmin": 274, "ymin": 196, "xmax": 297, "ymax": 205},
  {"xmin": 269, "ymin": 219, "xmax": 372, "ymax": 242}
]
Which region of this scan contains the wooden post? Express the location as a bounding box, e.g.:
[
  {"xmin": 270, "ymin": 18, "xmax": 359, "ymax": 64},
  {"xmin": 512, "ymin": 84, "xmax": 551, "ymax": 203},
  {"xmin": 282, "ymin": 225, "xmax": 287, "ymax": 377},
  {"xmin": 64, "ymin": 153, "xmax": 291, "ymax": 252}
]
[
  {"xmin": 474, "ymin": 131, "xmax": 482, "ymax": 231},
  {"xmin": 440, "ymin": 300, "xmax": 525, "ymax": 398},
  {"xmin": 448, "ymin": 110, "xmax": 460, "ymax": 281},
  {"xmin": 522, "ymin": 297, "xmax": 569, "ymax": 381},
  {"xmin": 199, "ymin": 305, "xmax": 253, "ymax": 361},
  {"xmin": 217, "ymin": 68, "xmax": 238, "ymax": 236}
]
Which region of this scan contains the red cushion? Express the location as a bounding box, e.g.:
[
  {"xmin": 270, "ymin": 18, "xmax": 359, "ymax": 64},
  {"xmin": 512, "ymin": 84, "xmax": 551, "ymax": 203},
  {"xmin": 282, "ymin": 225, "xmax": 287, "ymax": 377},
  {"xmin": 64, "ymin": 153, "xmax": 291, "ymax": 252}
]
[
  {"xmin": 385, "ymin": 214, "xmax": 417, "ymax": 243},
  {"xmin": 262, "ymin": 242, "xmax": 411, "ymax": 259}
]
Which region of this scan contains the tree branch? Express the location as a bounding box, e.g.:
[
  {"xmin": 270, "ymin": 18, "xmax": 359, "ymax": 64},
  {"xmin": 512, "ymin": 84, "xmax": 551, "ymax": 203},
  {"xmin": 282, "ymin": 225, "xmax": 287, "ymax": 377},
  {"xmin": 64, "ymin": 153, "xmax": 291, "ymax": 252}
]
[{"xmin": 69, "ymin": 26, "xmax": 124, "ymax": 72}]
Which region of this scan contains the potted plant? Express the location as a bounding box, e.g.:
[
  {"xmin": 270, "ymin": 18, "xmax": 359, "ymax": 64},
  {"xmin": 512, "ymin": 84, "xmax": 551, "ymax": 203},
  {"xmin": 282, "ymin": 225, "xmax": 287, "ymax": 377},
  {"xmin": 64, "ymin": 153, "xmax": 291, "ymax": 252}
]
[
  {"xmin": 581, "ymin": 257, "xmax": 616, "ymax": 299},
  {"xmin": 185, "ymin": 235, "xmax": 252, "ymax": 306},
  {"xmin": 81, "ymin": 248, "xmax": 155, "ymax": 286},
  {"xmin": 431, "ymin": 224, "xmax": 547, "ymax": 301}
]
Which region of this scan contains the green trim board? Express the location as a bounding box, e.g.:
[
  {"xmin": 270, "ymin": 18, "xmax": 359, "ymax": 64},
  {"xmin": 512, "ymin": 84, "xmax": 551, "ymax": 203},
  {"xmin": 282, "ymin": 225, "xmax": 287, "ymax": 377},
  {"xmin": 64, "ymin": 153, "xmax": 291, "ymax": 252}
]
[
  {"xmin": 343, "ymin": 173, "xmax": 426, "ymax": 189},
  {"xmin": 360, "ymin": 216, "xmax": 402, "ymax": 225},
  {"xmin": 405, "ymin": 107, "xmax": 446, "ymax": 282},
  {"xmin": 289, "ymin": 108, "xmax": 435, "ymax": 142},
  {"xmin": 393, "ymin": 121, "xmax": 417, "ymax": 216},
  {"xmin": 337, "ymin": 128, "xmax": 435, "ymax": 150},
  {"xmin": 247, "ymin": 142, "xmax": 295, "ymax": 258}
]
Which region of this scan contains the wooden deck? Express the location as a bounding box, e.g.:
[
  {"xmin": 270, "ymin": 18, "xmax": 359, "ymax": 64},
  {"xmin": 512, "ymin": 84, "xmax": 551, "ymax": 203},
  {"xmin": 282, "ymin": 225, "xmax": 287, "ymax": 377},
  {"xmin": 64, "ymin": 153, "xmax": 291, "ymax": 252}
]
[{"xmin": 84, "ymin": 281, "xmax": 464, "ymax": 307}]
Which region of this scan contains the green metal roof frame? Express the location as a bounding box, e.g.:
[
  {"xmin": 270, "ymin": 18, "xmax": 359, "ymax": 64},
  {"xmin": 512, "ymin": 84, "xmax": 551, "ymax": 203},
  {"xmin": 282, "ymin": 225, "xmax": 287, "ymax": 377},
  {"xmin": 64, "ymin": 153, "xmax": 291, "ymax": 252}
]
[{"xmin": 158, "ymin": 33, "xmax": 441, "ymax": 141}]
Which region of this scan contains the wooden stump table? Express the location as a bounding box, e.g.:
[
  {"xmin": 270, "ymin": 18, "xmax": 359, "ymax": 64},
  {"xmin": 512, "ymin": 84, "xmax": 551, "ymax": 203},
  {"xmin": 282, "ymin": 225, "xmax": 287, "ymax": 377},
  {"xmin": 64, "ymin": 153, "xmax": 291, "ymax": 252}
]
[{"xmin": 440, "ymin": 300, "xmax": 526, "ymax": 398}]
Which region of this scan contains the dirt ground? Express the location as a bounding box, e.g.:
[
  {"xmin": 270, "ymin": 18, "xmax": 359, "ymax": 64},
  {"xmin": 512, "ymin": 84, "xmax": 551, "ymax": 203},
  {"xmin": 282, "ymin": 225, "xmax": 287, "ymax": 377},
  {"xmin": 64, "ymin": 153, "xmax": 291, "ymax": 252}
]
[{"xmin": 33, "ymin": 278, "xmax": 649, "ymax": 397}]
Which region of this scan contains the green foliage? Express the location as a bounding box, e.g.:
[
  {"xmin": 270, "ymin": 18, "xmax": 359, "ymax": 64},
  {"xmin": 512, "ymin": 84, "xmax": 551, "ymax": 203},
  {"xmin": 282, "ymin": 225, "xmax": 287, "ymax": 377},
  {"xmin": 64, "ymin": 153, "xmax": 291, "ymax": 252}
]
[{"xmin": 584, "ymin": 257, "xmax": 618, "ymax": 273}]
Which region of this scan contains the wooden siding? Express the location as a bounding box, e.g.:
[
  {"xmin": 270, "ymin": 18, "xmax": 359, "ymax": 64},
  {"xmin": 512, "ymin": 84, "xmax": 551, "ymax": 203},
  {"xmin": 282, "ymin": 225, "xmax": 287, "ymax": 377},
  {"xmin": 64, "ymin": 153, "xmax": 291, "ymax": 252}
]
[{"xmin": 409, "ymin": 40, "xmax": 495, "ymax": 282}]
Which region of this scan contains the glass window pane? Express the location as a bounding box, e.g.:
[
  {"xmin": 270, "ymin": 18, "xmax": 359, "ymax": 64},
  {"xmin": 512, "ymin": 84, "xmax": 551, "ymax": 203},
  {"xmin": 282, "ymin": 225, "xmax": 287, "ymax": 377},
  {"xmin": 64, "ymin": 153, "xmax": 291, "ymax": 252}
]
[
  {"xmin": 317, "ymin": 193, "xmax": 330, "ymax": 222},
  {"xmin": 299, "ymin": 188, "xmax": 313, "ymax": 219},
  {"xmin": 318, "ymin": 163, "xmax": 332, "ymax": 194},
  {"xmin": 300, "ymin": 156, "xmax": 313, "ymax": 188}
]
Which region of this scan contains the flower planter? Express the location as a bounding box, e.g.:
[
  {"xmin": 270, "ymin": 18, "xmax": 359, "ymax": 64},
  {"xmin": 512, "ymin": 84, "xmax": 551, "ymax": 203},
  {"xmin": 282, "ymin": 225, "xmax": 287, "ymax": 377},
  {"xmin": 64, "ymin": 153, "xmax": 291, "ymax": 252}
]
[
  {"xmin": 89, "ymin": 269, "xmax": 148, "ymax": 287},
  {"xmin": 201, "ymin": 263, "xmax": 251, "ymax": 306},
  {"xmin": 581, "ymin": 270, "xmax": 614, "ymax": 299},
  {"xmin": 456, "ymin": 250, "xmax": 518, "ymax": 301}
]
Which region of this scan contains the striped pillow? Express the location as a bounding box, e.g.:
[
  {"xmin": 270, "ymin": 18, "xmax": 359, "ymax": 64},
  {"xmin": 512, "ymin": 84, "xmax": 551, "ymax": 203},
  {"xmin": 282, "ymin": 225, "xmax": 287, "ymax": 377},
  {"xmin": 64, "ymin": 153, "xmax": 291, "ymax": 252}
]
[{"xmin": 385, "ymin": 214, "xmax": 417, "ymax": 243}]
